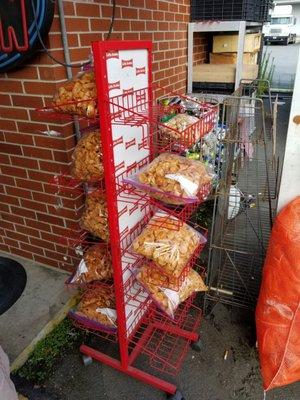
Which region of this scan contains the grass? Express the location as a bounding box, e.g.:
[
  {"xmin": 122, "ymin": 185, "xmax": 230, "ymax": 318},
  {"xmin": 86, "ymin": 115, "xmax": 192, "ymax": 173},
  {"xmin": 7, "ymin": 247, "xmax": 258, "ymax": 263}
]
[{"xmin": 15, "ymin": 318, "xmax": 86, "ymax": 384}]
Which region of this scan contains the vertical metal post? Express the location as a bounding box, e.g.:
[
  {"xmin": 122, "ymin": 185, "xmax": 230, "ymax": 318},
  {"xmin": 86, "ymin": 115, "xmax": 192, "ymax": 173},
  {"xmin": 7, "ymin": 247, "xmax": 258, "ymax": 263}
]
[
  {"xmin": 188, "ymin": 23, "xmax": 194, "ymax": 94},
  {"xmin": 235, "ymin": 21, "xmax": 246, "ymax": 91}
]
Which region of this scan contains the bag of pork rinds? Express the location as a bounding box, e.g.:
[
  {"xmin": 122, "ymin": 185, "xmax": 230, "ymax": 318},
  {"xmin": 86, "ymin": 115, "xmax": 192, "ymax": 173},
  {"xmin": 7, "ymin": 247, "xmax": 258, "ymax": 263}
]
[{"xmin": 256, "ymin": 197, "xmax": 300, "ymax": 391}]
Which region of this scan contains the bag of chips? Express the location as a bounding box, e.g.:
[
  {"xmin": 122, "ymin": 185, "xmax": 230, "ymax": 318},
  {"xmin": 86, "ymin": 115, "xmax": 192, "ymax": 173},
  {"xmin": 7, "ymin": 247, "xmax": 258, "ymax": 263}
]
[
  {"xmin": 71, "ymin": 129, "xmax": 104, "ymax": 182},
  {"xmin": 80, "ymin": 191, "xmax": 109, "ymax": 241},
  {"xmin": 136, "ymin": 265, "xmax": 207, "ymax": 318},
  {"xmin": 70, "ymin": 244, "xmax": 113, "ymax": 284},
  {"xmin": 131, "ymin": 211, "xmax": 206, "ymax": 279},
  {"xmin": 124, "ymin": 153, "xmax": 212, "ymax": 205},
  {"xmin": 69, "ymin": 287, "xmax": 117, "ymax": 331},
  {"xmin": 53, "ymin": 70, "xmax": 97, "ymax": 118}
]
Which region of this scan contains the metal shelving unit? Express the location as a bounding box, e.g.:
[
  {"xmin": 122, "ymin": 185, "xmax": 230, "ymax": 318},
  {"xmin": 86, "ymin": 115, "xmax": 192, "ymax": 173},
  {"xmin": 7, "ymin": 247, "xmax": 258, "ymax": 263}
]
[{"xmin": 188, "ymin": 21, "xmax": 263, "ymax": 95}]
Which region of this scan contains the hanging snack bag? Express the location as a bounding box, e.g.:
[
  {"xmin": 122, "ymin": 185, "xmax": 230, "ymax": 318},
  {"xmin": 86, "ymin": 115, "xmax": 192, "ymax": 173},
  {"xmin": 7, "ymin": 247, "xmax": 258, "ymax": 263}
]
[
  {"xmin": 53, "ymin": 70, "xmax": 97, "ymax": 118},
  {"xmin": 71, "ymin": 129, "xmax": 104, "ymax": 182},
  {"xmin": 131, "ymin": 211, "xmax": 206, "ymax": 279},
  {"xmin": 81, "ymin": 191, "xmax": 109, "ymax": 241},
  {"xmin": 70, "ymin": 244, "xmax": 113, "ymax": 284},
  {"xmin": 70, "ymin": 287, "xmax": 116, "ymax": 331},
  {"xmin": 124, "ymin": 153, "xmax": 212, "ymax": 205},
  {"xmin": 136, "ymin": 265, "xmax": 207, "ymax": 318}
]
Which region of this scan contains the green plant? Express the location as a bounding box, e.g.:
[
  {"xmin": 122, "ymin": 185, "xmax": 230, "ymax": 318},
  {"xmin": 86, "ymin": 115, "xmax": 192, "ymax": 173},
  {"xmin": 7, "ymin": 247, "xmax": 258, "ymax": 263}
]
[
  {"xmin": 16, "ymin": 318, "xmax": 86, "ymax": 383},
  {"xmin": 257, "ymin": 50, "xmax": 275, "ymax": 96}
]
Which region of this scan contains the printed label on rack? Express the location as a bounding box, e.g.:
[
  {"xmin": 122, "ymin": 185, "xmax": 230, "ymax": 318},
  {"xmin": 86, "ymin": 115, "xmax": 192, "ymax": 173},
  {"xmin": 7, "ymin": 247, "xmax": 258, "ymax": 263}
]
[
  {"xmin": 129, "ymin": 203, "xmax": 139, "ymax": 215},
  {"xmin": 136, "ymin": 92, "xmax": 147, "ymax": 104},
  {"xmin": 115, "ymin": 161, "xmax": 125, "ymax": 172},
  {"xmin": 136, "ymin": 67, "xmax": 146, "ymax": 76},
  {"xmin": 125, "ymin": 138, "xmax": 136, "ymax": 149},
  {"xmin": 113, "ymin": 136, "xmax": 124, "ymax": 147},
  {"xmin": 123, "ymin": 87, "xmax": 134, "ymax": 95},
  {"xmin": 106, "ymin": 50, "xmax": 119, "ymax": 60},
  {"xmin": 122, "ymin": 59, "xmax": 133, "ymax": 68},
  {"xmin": 108, "ymin": 81, "xmax": 121, "ymax": 91},
  {"xmin": 118, "ymin": 205, "xmax": 128, "ymax": 218}
]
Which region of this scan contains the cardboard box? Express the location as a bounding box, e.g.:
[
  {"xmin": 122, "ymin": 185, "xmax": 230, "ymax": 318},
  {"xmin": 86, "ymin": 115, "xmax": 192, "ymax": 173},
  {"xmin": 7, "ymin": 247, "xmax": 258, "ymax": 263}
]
[
  {"xmin": 193, "ymin": 64, "xmax": 259, "ymax": 83},
  {"xmin": 213, "ymin": 33, "xmax": 262, "ymax": 53},
  {"xmin": 210, "ymin": 52, "xmax": 258, "ymax": 65}
]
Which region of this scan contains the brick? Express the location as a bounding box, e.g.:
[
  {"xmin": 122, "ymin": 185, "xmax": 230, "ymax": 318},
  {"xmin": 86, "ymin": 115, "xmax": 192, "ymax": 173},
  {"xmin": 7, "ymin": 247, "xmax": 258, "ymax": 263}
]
[
  {"xmin": 11, "ymin": 95, "xmax": 44, "ymax": 109},
  {"xmin": 11, "ymin": 206, "xmax": 36, "ymax": 220},
  {"xmin": 48, "ymin": 33, "xmax": 79, "ymax": 50},
  {"xmin": 130, "ymin": 0, "xmax": 144, "ymax": 7},
  {"xmin": 0, "ymin": 153, "xmax": 10, "ymax": 164},
  {"xmin": 8, "ymin": 66, "xmax": 38, "ymax": 79},
  {"xmin": 145, "ymin": 0, "xmax": 157, "ymax": 9},
  {"xmin": 0, "ymin": 106, "xmax": 28, "ymax": 120},
  {"xmin": 79, "ymin": 33, "xmax": 104, "ymax": 47},
  {"xmin": 146, "ymin": 21, "xmax": 158, "ymax": 31},
  {"xmin": 15, "ymin": 178, "xmax": 43, "ymax": 193},
  {"xmin": 38, "ymin": 160, "xmax": 67, "ymax": 174},
  {"xmin": 63, "ymin": 1, "xmax": 75, "ymax": 15},
  {"xmin": 0, "ymin": 193, "xmax": 20, "ymax": 205},
  {"xmin": 65, "ymin": 17, "xmax": 90, "ymax": 32},
  {"xmin": 121, "ymin": 7, "xmax": 138, "ymax": 19},
  {"xmin": 17, "ymin": 121, "xmax": 48, "ymax": 134},
  {"xmin": 0, "ymin": 80, "xmax": 23, "ymax": 93},
  {"xmin": 27, "ymin": 170, "xmax": 53, "ymax": 183},
  {"xmin": 21, "ymin": 199, "xmax": 47, "ymax": 213},
  {"xmin": 0, "ymin": 175, "xmax": 15, "ymax": 186},
  {"xmin": 6, "ymin": 229, "xmax": 29, "ymax": 243},
  {"xmin": 23, "ymin": 146, "xmax": 53, "ymax": 160},
  {"xmin": 33, "ymin": 254, "xmax": 60, "ymax": 269},
  {"xmin": 1, "ymin": 165, "xmax": 27, "ymax": 179},
  {"xmin": 76, "ymin": 3, "xmax": 100, "ymax": 17},
  {"xmin": 113, "ymin": 20, "xmax": 131, "ymax": 32},
  {"xmin": 6, "ymin": 186, "xmax": 32, "ymax": 199},
  {"xmin": 0, "ymin": 94, "xmax": 11, "ymax": 106},
  {"xmin": 102, "ymin": 5, "xmax": 121, "ymax": 18},
  {"xmin": 69, "ymin": 48, "xmax": 90, "ymax": 62},
  {"xmin": 21, "ymin": 243, "xmax": 45, "ymax": 256},
  {"xmin": 33, "ymin": 136, "xmax": 67, "ymax": 150},
  {"xmin": 23, "ymin": 81, "xmax": 56, "ymax": 95},
  {"xmin": 4, "ymin": 132, "xmax": 34, "ymax": 146},
  {"xmin": 139, "ymin": 9, "xmax": 152, "ymax": 19},
  {"xmin": 36, "ymin": 212, "xmax": 65, "ymax": 227},
  {"xmin": 10, "ymin": 156, "xmax": 39, "ymax": 170},
  {"xmin": 10, "ymin": 247, "xmax": 33, "ymax": 260},
  {"xmin": 0, "ymin": 119, "xmax": 16, "ymax": 131},
  {"xmin": 4, "ymin": 237, "xmax": 19, "ymax": 248},
  {"xmin": 17, "ymin": 224, "xmax": 40, "ymax": 238},
  {"xmin": 30, "ymin": 236, "xmax": 56, "ymax": 251},
  {"xmin": 0, "ymin": 243, "xmax": 9, "ymax": 252},
  {"xmin": 90, "ymin": 18, "xmax": 111, "ymax": 31},
  {"xmin": 25, "ymin": 218, "xmax": 51, "ymax": 233},
  {"xmin": 47, "ymin": 205, "xmax": 81, "ymax": 221},
  {"xmin": 158, "ymin": 1, "xmax": 169, "ymax": 11},
  {"xmin": 158, "ymin": 21, "xmax": 169, "ymax": 30},
  {"xmin": 131, "ymin": 21, "xmax": 146, "ymax": 31},
  {"xmin": 0, "ymin": 203, "xmax": 10, "ymax": 213},
  {"xmin": 0, "ymin": 220, "xmax": 14, "ymax": 231}
]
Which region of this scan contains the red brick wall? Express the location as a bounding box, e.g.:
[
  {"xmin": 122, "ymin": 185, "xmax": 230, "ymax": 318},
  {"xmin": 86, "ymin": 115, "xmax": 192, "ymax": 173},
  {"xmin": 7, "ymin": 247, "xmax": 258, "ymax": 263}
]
[{"xmin": 0, "ymin": 0, "xmax": 207, "ymax": 271}]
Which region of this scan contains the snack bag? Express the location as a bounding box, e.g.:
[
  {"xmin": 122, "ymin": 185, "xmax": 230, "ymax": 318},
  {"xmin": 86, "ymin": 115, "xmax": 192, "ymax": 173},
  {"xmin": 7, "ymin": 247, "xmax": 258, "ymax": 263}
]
[
  {"xmin": 71, "ymin": 244, "xmax": 113, "ymax": 284},
  {"xmin": 81, "ymin": 191, "xmax": 109, "ymax": 241},
  {"xmin": 161, "ymin": 113, "xmax": 200, "ymax": 139},
  {"xmin": 71, "ymin": 129, "xmax": 104, "ymax": 181},
  {"xmin": 131, "ymin": 211, "xmax": 206, "ymax": 278},
  {"xmin": 124, "ymin": 153, "xmax": 212, "ymax": 205},
  {"xmin": 53, "ymin": 70, "xmax": 97, "ymax": 117},
  {"xmin": 71, "ymin": 287, "xmax": 117, "ymax": 330},
  {"xmin": 136, "ymin": 265, "xmax": 207, "ymax": 318}
]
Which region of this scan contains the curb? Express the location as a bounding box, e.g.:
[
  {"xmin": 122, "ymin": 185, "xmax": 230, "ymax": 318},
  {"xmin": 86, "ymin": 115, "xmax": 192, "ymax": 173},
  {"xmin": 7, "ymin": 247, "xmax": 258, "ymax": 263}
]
[{"xmin": 11, "ymin": 295, "xmax": 79, "ymax": 372}]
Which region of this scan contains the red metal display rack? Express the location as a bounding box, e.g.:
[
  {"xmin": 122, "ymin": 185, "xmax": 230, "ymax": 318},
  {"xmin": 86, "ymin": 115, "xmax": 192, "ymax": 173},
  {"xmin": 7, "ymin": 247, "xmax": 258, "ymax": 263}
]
[
  {"xmin": 72, "ymin": 40, "xmax": 205, "ymax": 399},
  {"xmin": 41, "ymin": 40, "xmax": 218, "ymax": 399}
]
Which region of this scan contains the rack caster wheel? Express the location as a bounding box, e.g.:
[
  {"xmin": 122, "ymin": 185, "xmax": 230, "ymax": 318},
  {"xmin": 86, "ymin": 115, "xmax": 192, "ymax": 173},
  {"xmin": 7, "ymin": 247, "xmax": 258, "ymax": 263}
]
[
  {"xmin": 191, "ymin": 339, "xmax": 203, "ymax": 352},
  {"xmin": 167, "ymin": 390, "xmax": 186, "ymax": 400},
  {"xmin": 82, "ymin": 354, "xmax": 93, "ymax": 366}
]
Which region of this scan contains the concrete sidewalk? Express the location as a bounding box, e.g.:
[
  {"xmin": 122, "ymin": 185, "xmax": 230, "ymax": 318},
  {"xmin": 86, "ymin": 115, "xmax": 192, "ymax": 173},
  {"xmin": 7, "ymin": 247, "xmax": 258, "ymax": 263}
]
[{"xmin": 0, "ymin": 253, "xmax": 73, "ymax": 369}]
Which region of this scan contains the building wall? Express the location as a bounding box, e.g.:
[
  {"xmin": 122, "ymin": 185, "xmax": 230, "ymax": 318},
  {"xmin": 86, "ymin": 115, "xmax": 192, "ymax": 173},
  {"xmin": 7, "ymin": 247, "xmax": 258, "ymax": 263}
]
[{"xmin": 0, "ymin": 0, "xmax": 207, "ymax": 271}]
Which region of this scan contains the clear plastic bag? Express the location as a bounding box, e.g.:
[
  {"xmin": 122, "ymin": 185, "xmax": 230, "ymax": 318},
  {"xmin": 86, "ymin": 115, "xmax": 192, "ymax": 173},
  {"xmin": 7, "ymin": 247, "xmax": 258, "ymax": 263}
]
[
  {"xmin": 75, "ymin": 287, "xmax": 116, "ymax": 329},
  {"xmin": 160, "ymin": 113, "xmax": 200, "ymax": 141},
  {"xmin": 52, "ymin": 70, "xmax": 97, "ymax": 118},
  {"xmin": 136, "ymin": 265, "xmax": 207, "ymax": 318},
  {"xmin": 80, "ymin": 191, "xmax": 109, "ymax": 241},
  {"xmin": 124, "ymin": 153, "xmax": 212, "ymax": 205},
  {"xmin": 131, "ymin": 211, "xmax": 206, "ymax": 278},
  {"xmin": 71, "ymin": 129, "xmax": 104, "ymax": 182},
  {"xmin": 70, "ymin": 244, "xmax": 113, "ymax": 284}
]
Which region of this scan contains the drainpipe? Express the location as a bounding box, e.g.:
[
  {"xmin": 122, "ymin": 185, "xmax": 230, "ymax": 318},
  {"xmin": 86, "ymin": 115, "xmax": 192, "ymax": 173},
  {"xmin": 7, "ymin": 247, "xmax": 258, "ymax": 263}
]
[{"xmin": 57, "ymin": 0, "xmax": 81, "ymax": 141}]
